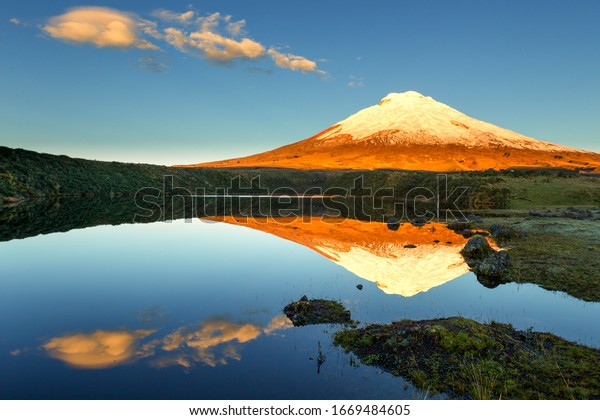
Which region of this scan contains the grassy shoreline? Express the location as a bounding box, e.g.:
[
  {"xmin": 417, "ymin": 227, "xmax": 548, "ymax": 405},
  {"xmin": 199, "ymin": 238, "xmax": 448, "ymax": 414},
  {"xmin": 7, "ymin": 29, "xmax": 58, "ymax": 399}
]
[
  {"xmin": 465, "ymin": 211, "xmax": 600, "ymax": 301},
  {"xmin": 4, "ymin": 145, "xmax": 598, "ymax": 207},
  {"xmin": 334, "ymin": 316, "xmax": 600, "ymax": 399}
]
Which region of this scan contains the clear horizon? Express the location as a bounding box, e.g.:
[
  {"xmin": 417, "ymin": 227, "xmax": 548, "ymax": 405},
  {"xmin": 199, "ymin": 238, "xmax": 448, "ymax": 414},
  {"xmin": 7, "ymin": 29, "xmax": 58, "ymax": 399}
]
[{"xmin": 2, "ymin": 0, "xmax": 600, "ymax": 165}]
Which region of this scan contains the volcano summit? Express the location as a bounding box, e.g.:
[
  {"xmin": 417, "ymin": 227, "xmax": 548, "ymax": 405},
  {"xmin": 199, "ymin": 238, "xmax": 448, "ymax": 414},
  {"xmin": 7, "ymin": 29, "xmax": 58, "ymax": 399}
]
[{"xmin": 183, "ymin": 91, "xmax": 600, "ymax": 172}]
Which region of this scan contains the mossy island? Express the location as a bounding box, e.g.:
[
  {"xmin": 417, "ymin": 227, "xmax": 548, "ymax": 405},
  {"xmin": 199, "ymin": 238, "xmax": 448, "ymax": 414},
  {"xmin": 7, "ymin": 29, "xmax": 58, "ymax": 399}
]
[
  {"xmin": 284, "ymin": 296, "xmax": 354, "ymax": 326},
  {"xmin": 335, "ymin": 316, "xmax": 600, "ymax": 399}
]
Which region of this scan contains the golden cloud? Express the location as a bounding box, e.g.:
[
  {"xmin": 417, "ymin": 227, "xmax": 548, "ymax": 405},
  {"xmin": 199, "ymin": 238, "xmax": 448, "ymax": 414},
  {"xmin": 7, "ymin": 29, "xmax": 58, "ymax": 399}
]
[
  {"xmin": 190, "ymin": 31, "xmax": 265, "ymax": 61},
  {"xmin": 41, "ymin": 7, "xmax": 327, "ymax": 74},
  {"xmin": 164, "ymin": 26, "xmax": 265, "ymax": 61},
  {"xmin": 43, "ymin": 7, "xmax": 158, "ymax": 50},
  {"xmin": 268, "ymin": 48, "xmax": 326, "ymax": 74}
]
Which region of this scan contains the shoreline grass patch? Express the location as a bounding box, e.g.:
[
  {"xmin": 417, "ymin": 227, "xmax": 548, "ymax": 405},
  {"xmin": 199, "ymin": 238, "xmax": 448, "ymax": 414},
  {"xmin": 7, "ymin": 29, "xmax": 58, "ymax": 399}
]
[{"xmin": 334, "ymin": 317, "xmax": 600, "ymax": 399}]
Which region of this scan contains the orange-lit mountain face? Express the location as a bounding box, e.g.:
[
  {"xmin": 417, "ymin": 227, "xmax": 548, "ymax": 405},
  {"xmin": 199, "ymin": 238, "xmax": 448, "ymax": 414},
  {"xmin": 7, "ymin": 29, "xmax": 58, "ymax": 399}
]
[
  {"xmin": 183, "ymin": 91, "xmax": 600, "ymax": 172},
  {"xmin": 204, "ymin": 216, "xmax": 497, "ymax": 296}
]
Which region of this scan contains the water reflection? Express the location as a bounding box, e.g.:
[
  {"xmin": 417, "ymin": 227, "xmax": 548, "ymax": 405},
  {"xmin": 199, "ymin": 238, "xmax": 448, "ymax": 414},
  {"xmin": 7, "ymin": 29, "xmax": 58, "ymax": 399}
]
[
  {"xmin": 205, "ymin": 217, "xmax": 473, "ymax": 296},
  {"xmin": 41, "ymin": 315, "xmax": 293, "ymax": 370},
  {"xmin": 43, "ymin": 329, "xmax": 156, "ymax": 369},
  {"xmin": 155, "ymin": 320, "xmax": 262, "ymax": 368}
]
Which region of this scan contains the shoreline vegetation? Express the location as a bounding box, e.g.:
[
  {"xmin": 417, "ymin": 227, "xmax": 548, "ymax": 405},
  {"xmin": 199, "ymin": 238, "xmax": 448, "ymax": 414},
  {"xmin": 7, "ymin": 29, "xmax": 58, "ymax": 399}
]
[
  {"xmin": 280, "ymin": 299, "xmax": 600, "ymax": 399},
  {"xmin": 333, "ymin": 316, "xmax": 600, "ymax": 400},
  {"xmin": 3, "ymin": 145, "xmax": 598, "ymax": 205}
]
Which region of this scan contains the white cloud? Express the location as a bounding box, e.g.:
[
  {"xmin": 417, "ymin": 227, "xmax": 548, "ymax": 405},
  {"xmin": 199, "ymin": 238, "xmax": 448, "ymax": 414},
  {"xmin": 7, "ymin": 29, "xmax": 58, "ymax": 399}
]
[
  {"xmin": 163, "ymin": 27, "xmax": 190, "ymax": 51},
  {"xmin": 224, "ymin": 16, "xmax": 246, "ymax": 37},
  {"xmin": 190, "ymin": 31, "xmax": 265, "ymax": 61},
  {"xmin": 152, "ymin": 9, "xmax": 195, "ymax": 25},
  {"xmin": 197, "ymin": 12, "xmax": 221, "ymax": 33},
  {"xmin": 41, "ymin": 7, "xmax": 328, "ymax": 76},
  {"xmin": 9, "ymin": 18, "xmax": 21, "ymax": 25},
  {"xmin": 139, "ymin": 19, "xmax": 163, "ymax": 40},
  {"xmin": 348, "ymin": 75, "xmax": 365, "ymax": 88},
  {"xmin": 163, "ymin": 14, "xmax": 265, "ymax": 62},
  {"xmin": 43, "ymin": 7, "xmax": 158, "ymax": 50},
  {"xmin": 268, "ymin": 48, "xmax": 326, "ymax": 75}
]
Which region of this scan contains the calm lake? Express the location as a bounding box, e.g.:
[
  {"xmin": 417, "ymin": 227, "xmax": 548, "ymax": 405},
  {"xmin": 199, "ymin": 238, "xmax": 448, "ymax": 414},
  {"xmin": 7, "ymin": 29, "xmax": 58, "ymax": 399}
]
[{"xmin": 1, "ymin": 199, "xmax": 599, "ymax": 399}]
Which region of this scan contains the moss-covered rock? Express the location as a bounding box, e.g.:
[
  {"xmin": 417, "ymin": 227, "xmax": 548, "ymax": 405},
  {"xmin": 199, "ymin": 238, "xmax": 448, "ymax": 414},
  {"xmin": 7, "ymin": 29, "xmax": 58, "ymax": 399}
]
[
  {"xmin": 284, "ymin": 296, "xmax": 353, "ymax": 326},
  {"xmin": 461, "ymin": 235, "xmax": 495, "ymax": 262},
  {"xmin": 334, "ymin": 317, "xmax": 600, "ymax": 399},
  {"xmin": 460, "ymin": 233, "xmax": 512, "ymax": 287},
  {"xmin": 473, "ymin": 250, "xmax": 511, "ymax": 288}
]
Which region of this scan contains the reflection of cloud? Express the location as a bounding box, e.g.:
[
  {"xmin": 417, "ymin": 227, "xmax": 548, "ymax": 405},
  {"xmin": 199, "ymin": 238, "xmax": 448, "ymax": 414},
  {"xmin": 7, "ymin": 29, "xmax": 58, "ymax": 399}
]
[
  {"xmin": 161, "ymin": 320, "xmax": 261, "ymax": 367},
  {"xmin": 263, "ymin": 315, "xmax": 293, "ymax": 335},
  {"xmin": 10, "ymin": 349, "xmax": 22, "ymax": 356},
  {"xmin": 43, "ymin": 7, "xmax": 158, "ymax": 50},
  {"xmin": 43, "ymin": 315, "xmax": 291, "ymax": 370},
  {"xmin": 43, "ymin": 329, "xmax": 156, "ymax": 369},
  {"xmin": 151, "ymin": 355, "xmax": 193, "ymax": 369}
]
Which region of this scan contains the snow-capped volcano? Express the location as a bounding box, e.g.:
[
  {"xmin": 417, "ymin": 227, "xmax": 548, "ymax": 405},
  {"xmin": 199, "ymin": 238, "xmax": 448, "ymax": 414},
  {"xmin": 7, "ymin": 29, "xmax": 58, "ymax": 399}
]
[
  {"xmin": 319, "ymin": 91, "xmax": 572, "ymax": 150},
  {"xmin": 182, "ymin": 91, "xmax": 600, "ymax": 172}
]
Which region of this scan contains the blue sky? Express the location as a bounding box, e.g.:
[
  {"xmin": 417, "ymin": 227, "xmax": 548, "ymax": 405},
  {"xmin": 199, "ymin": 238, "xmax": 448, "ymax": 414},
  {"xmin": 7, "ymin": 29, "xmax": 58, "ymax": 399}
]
[{"xmin": 1, "ymin": 0, "xmax": 599, "ymax": 165}]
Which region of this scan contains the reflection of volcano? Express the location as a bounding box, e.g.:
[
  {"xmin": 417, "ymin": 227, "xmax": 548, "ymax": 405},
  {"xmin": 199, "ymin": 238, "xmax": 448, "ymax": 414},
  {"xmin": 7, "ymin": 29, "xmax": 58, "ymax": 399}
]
[{"xmin": 207, "ymin": 217, "xmax": 472, "ymax": 296}]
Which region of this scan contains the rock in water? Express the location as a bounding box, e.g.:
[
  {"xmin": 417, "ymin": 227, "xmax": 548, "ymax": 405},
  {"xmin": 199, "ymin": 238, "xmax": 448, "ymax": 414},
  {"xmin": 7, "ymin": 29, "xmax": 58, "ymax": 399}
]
[
  {"xmin": 461, "ymin": 235, "xmax": 511, "ymax": 288},
  {"xmin": 461, "ymin": 235, "xmax": 495, "ymax": 263},
  {"xmin": 387, "ymin": 218, "xmax": 400, "ymax": 231},
  {"xmin": 461, "ymin": 229, "xmax": 474, "ymax": 238},
  {"xmin": 284, "ymin": 297, "xmax": 353, "ymax": 326},
  {"xmin": 475, "ymin": 251, "xmax": 511, "ymax": 288}
]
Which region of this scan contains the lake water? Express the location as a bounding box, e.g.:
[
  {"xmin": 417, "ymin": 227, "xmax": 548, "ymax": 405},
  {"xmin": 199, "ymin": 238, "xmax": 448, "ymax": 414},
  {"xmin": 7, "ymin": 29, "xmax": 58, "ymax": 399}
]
[{"xmin": 1, "ymin": 201, "xmax": 599, "ymax": 399}]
